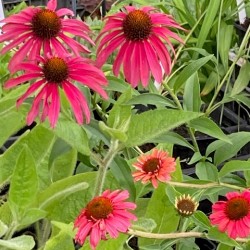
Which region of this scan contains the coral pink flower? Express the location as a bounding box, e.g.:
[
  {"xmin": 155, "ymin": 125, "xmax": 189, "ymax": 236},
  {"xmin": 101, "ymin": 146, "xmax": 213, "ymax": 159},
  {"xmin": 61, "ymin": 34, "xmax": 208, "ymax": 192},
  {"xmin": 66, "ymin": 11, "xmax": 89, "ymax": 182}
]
[
  {"xmin": 4, "ymin": 54, "xmax": 108, "ymax": 128},
  {"xmin": 74, "ymin": 189, "xmax": 137, "ymax": 250},
  {"xmin": 96, "ymin": 6, "xmax": 184, "ymax": 88},
  {"xmin": 132, "ymin": 148, "xmax": 176, "ymax": 188},
  {"xmin": 0, "ymin": 0, "xmax": 94, "ymax": 72},
  {"xmin": 210, "ymin": 190, "xmax": 250, "ymax": 239}
]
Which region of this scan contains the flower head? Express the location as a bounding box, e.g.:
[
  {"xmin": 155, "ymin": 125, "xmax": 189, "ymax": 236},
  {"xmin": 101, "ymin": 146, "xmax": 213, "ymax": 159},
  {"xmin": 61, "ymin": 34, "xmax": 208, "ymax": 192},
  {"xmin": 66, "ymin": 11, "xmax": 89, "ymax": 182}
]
[
  {"xmin": 0, "ymin": 0, "xmax": 94, "ymax": 72},
  {"xmin": 132, "ymin": 148, "xmax": 176, "ymax": 188},
  {"xmin": 4, "ymin": 54, "xmax": 108, "ymax": 128},
  {"xmin": 96, "ymin": 6, "xmax": 184, "ymax": 88},
  {"xmin": 175, "ymin": 194, "xmax": 198, "ymax": 216},
  {"xmin": 74, "ymin": 189, "xmax": 137, "ymax": 250},
  {"xmin": 210, "ymin": 190, "xmax": 250, "ymax": 239}
]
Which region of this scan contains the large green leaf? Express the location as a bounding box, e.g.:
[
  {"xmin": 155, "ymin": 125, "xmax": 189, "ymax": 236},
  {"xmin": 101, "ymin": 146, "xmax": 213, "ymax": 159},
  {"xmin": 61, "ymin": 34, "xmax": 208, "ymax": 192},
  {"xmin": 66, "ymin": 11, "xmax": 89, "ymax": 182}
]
[
  {"xmin": 9, "ymin": 147, "xmax": 38, "ymax": 214},
  {"xmin": 0, "ymin": 235, "xmax": 35, "ymax": 250},
  {"xmin": 124, "ymin": 109, "xmax": 201, "ymax": 147},
  {"xmin": 218, "ymin": 21, "xmax": 234, "ymax": 71},
  {"xmin": 183, "ymin": 72, "xmax": 201, "ymax": 112},
  {"xmin": 38, "ymin": 174, "xmax": 89, "ymax": 210},
  {"xmin": 0, "ymin": 125, "xmax": 56, "ymax": 190},
  {"xmin": 0, "ymin": 98, "xmax": 29, "ymax": 147},
  {"xmin": 196, "ymin": 162, "xmax": 218, "ymax": 181},
  {"xmin": 195, "ymin": 0, "xmax": 220, "ymax": 50},
  {"xmin": 219, "ymin": 160, "xmax": 250, "ymax": 178},
  {"xmin": 207, "ymin": 227, "xmax": 240, "ymax": 247},
  {"xmin": 191, "ymin": 211, "xmax": 211, "ymax": 231},
  {"xmin": 49, "ymin": 139, "xmax": 77, "ymax": 182},
  {"xmin": 44, "ymin": 231, "xmax": 75, "ymax": 250},
  {"xmin": 139, "ymin": 183, "xmax": 180, "ymax": 246},
  {"xmin": 126, "ymin": 93, "xmax": 176, "ymax": 109},
  {"xmin": 206, "ymin": 132, "xmax": 250, "ymax": 165},
  {"xmin": 231, "ymin": 61, "xmax": 250, "ymax": 96},
  {"xmin": 190, "ymin": 117, "xmax": 230, "ymax": 143},
  {"xmin": 110, "ymin": 156, "xmax": 136, "ymax": 201},
  {"xmin": 52, "ymin": 119, "xmax": 90, "ymax": 155},
  {"xmin": 174, "ymin": 55, "xmax": 215, "ymax": 92}
]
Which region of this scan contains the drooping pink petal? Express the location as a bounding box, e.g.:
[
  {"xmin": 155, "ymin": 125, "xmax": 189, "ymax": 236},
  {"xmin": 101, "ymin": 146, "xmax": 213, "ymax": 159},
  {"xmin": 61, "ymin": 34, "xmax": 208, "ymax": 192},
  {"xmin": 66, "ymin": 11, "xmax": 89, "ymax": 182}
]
[
  {"xmin": 5, "ymin": 73, "xmax": 42, "ymax": 88},
  {"xmin": 17, "ymin": 79, "xmax": 46, "ymax": 107}
]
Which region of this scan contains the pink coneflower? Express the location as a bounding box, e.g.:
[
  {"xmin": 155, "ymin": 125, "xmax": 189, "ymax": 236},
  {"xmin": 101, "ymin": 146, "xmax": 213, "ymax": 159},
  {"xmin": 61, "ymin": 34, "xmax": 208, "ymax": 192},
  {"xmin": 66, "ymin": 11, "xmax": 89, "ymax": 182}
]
[
  {"xmin": 4, "ymin": 54, "xmax": 108, "ymax": 128},
  {"xmin": 132, "ymin": 148, "xmax": 176, "ymax": 188},
  {"xmin": 74, "ymin": 189, "xmax": 137, "ymax": 250},
  {"xmin": 0, "ymin": 0, "xmax": 94, "ymax": 72},
  {"xmin": 210, "ymin": 190, "xmax": 250, "ymax": 239},
  {"xmin": 96, "ymin": 6, "xmax": 184, "ymax": 88}
]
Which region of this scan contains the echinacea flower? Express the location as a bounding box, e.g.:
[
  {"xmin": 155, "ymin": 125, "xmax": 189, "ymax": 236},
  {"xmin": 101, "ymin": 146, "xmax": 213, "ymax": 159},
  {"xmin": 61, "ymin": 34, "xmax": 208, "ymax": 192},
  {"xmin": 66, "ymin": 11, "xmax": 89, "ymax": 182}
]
[
  {"xmin": 0, "ymin": 0, "xmax": 94, "ymax": 72},
  {"xmin": 96, "ymin": 6, "xmax": 184, "ymax": 88},
  {"xmin": 4, "ymin": 54, "xmax": 108, "ymax": 128},
  {"xmin": 74, "ymin": 189, "xmax": 137, "ymax": 250},
  {"xmin": 175, "ymin": 194, "xmax": 198, "ymax": 216},
  {"xmin": 210, "ymin": 190, "xmax": 250, "ymax": 239},
  {"xmin": 132, "ymin": 148, "xmax": 176, "ymax": 188}
]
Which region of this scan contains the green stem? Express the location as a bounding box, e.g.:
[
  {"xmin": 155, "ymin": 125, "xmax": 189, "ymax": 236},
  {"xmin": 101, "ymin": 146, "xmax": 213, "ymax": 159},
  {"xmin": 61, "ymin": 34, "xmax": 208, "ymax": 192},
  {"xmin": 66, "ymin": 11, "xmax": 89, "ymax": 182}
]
[
  {"xmin": 3, "ymin": 221, "xmax": 17, "ymax": 240},
  {"xmin": 93, "ymin": 140, "xmax": 119, "ymax": 196},
  {"xmin": 163, "ymin": 83, "xmax": 199, "ymax": 152},
  {"xmin": 127, "ymin": 229, "xmax": 249, "ymax": 243},
  {"xmin": 168, "ymin": 181, "xmax": 244, "ymax": 191},
  {"xmin": 206, "ymin": 24, "xmax": 250, "ymax": 115}
]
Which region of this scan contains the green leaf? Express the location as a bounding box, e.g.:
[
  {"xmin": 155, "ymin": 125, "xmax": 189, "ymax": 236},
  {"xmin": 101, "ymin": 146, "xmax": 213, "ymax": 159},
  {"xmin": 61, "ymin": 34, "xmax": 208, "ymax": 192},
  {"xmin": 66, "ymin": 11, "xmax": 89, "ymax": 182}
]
[
  {"xmin": 231, "ymin": 94, "xmax": 250, "ymax": 107},
  {"xmin": 110, "ymin": 156, "xmax": 136, "ymax": 201},
  {"xmin": 195, "ymin": 1, "xmax": 220, "ymax": 49},
  {"xmin": 0, "ymin": 98, "xmax": 29, "ymax": 147},
  {"xmin": 191, "ymin": 211, "xmax": 211, "ymax": 231},
  {"xmin": 174, "ymin": 55, "xmax": 215, "ymax": 92},
  {"xmin": 0, "ymin": 125, "xmax": 56, "ymax": 190},
  {"xmin": 140, "ymin": 183, "xmax": 180, "ymax": 246},
  {"xmin": 0, "ymin": 220, "xmax": 8, "ymax": 238},
  {"xmin": 52, "ymin": 221, "xmax": 75, "ymax": 238},
  {"xmin": 38, "ymin": 174, "xmax": 89, "ymax": 210},
  {"xmin": 218, "ymin": 21, "xmax": 234, "ymax": 71},
  {"xmin": 132, "ymin": 218, "xmax": 157, "ymax": 232},
  {"xmin": 206, "ymin": 132, "xmax": 250, "ymax": 165},
  {"xmin": 217, "ymin": 243, "xmax": 234, "ymax": 250},
  {"xmin": 124, "ymin": 109, "xmax": 201, "ymax": 147},
  {"xmin": 0, "ymin": 235, "xmax": 35, "ymax": 250},
  {"xmin": 196, "ymin": 162, "xmax": 218, "ymax": 181},
  {"xmin": 201, "ymin": 71, "xmax": 218, "ymax": 96},
  {"xmin": 44, "ymin": 231, "xmax": 75, "ymax": 250},
  {"xmin": 219, "ymin": 160, "xmax": 250, "ymax": 178},
  {"xmin": 50, "ymin": 140, "xmax": 77, "ymax": 182},
  {"xmin": 231, "ymin": 61, "xmax": 250, "ymax": 96},
  {"xmin": 47, "ymin": 172, "xmax": 119, "ymax": 223},
  {"xmin": 52, "ymin": 120, "xmax": 90, "ymax": 155},
  {"xmin": 183, "ymin": 72, "xmax": 201, "ymax": 112},
  {"xmin": 189, "ymin": 117, "xmax": 230, "ymax": 143},
  {"xmin": 9, "ymin": 147, "xmax": 38, "ymax": 213},
  {"xmin": 207, "ymin": 227, "xmax": 240, "ymax": 247},
  {"xmin": 99, "ymin": 121, "xmax": 128, "ymax": 142},
  {"xmin": 171, "ymin": 158, "xmax": 183, "ymax": 182},
  {"xmin": 126, "ymin": 93, "xmax": 176, "ymax": 108},
  {"xmin": 20, "ymin": 208, "xmax": 47, "ymax": 227},
  {"xmin": 153, "ymin": 132, "xmax": 194, "ymax": 150}
]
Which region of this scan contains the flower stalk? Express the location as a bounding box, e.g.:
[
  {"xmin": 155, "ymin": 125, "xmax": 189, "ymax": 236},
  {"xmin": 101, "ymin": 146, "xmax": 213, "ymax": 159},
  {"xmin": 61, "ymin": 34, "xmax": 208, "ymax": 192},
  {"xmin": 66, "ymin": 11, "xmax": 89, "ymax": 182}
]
[
  {"xmin": 93, "ymin": 139, "xmax": 119, "ymax": 196},
  {"xmin": 169, "ymin": 181, "xmax": 244, "ymax": 191},
  {"xmin": 127, "ymin": 229, "xmax": 249, "ymax": 243}
]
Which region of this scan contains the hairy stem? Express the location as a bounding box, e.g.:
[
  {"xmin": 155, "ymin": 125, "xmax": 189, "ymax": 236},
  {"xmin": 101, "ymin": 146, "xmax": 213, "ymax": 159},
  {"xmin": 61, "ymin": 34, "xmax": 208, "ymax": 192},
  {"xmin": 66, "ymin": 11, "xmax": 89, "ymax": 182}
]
[
  {"xmin": 93, "ymin": 140, "xmax": 119, "ymax": 196},
  {"xmin": 127, "ymin": 229, "xmax": 249, "ymax": 243}
]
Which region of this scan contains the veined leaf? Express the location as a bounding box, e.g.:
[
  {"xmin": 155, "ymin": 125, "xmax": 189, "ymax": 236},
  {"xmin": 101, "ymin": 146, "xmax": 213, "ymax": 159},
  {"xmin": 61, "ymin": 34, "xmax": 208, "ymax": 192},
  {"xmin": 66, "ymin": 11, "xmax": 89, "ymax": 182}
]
[{"xmin": 124, "ymin": 109, "xmax": 201, "ymax": 147}]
